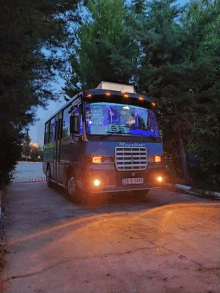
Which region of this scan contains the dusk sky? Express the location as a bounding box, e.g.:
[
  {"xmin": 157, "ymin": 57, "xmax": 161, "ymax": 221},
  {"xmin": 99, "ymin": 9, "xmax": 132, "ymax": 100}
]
[{"xmin": 29, "ymin": 0, "xmax": 189, "ymax": 147}]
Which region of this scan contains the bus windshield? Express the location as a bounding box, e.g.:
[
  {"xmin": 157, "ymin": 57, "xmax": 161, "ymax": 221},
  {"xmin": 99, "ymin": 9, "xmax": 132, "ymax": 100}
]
[{"xmin": 85, "ymin": 102, "xmax": 160, "ymax": 138}]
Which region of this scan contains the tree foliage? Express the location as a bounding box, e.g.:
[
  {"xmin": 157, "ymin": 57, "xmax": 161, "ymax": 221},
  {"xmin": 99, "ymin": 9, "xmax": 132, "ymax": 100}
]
[
  {"xmin": 65, "ymin": 0, "xmax": 220, "ymax": 188},
  {"xmin": 132, "ymin": 0, "xmax": 146, "ymax": 14},
  {"xmin": 30, "ymin": 147, "xmax": 43, "ymax": 162},
  {"xmin": 132, "ymin": 0, "xmax": 220, "ymax": 185},
  {"xmin": 0, "ymin": 0, "xmax": 80, "ymax": 189},
  {"xmin": 64, "ymin": 0, "xmax": 140, "ymax": 97},
  {"xmin": 22, "ymin": 131, "xmax": 31, "ymax": 161}
]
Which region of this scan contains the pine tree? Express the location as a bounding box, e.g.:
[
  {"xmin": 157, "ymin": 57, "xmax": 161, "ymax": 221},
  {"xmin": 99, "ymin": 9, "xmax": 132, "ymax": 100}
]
[
  {"xmin": 132, "ymin": 0, "xmax": 146, "ymax": 14},
  {"xmin": 64, "ymin": 0, "xmax": 140, "ymax": 96},
  {"xmin": 135, "ymin": 0, "xmax": 220, "ymax": 186}
]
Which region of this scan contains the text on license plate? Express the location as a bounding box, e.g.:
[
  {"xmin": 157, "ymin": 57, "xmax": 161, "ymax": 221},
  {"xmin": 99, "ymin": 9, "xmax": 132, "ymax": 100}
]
[{"xmin": 122, "ymin": 178, "xmax": 144, "ymax": 185}]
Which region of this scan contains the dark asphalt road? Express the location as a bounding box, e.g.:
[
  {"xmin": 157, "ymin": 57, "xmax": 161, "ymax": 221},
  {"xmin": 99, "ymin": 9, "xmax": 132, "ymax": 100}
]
[{"xmin": 2, "ymin": 182, "xmax": 220, "ymax": 293}]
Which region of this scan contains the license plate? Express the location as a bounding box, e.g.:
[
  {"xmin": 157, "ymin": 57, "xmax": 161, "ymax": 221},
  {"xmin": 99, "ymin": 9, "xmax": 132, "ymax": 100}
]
[{"xmin": 122, "ymin": 178, "xmax": 144, "ymax": 185}]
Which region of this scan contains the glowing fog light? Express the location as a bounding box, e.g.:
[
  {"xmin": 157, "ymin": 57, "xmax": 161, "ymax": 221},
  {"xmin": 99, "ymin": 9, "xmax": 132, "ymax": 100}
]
[
  {"xmin": 94, "ymin": 179, "xmax": 101, "ymax": 186},
  {"xmin": 157, "ymin": 176, "xmax": 163, "ymax": 182},
  {"xmin": 154, "ymin": 155, "xmax": 162, "ymax": 163}
]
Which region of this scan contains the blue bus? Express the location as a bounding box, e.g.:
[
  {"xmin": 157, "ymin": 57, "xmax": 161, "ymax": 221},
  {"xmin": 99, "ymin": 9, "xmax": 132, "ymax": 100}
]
[{"xmin": 43, "ymin": 82, "xmax": 166, "ymax": 202}]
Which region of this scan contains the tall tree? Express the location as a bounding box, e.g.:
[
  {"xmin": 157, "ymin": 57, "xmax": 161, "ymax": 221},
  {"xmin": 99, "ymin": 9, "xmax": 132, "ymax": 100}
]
[
  {"xmin": 182, "ymin": 0, "xmax": 220, "ymax": 186},
  {"xmin": 0, "ymin": 0, "xmax": 80, "ymax": 188},
  {"xmin": 127, "ymin": 0, "xmax": 220, "ymax": 186},
  {"xmin": 64, "ymin": 0, "xmax": 140, "ymax": 97}
]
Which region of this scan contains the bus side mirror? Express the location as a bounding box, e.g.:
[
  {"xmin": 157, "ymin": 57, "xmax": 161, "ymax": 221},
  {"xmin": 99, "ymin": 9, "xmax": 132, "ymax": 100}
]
[{"xmin": 70, "ymin": 116, "xmax": 80, "ymax": 134}]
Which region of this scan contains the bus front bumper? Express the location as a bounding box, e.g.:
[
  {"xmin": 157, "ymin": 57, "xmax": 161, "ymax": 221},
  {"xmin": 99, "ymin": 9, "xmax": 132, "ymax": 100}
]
[{"xmin": 76, "ymin": 165, "xmax": 167, "ymax": 194}]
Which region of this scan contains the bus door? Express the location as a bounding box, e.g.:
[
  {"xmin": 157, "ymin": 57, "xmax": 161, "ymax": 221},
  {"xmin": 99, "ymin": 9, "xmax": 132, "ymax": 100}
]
[{"xmin": 54, "ymin": 113, "xmax": 62, "ymax": 182}]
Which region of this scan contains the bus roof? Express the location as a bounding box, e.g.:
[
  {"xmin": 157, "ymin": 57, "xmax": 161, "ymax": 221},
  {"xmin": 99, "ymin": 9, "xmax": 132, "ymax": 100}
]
[{"xmin": 45, "ymin": 83, "xmax": 152, "ymax": 124}]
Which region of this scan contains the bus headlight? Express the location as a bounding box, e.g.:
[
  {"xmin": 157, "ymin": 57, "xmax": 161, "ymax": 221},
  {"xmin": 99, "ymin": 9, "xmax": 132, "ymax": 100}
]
[
  {"xmin": 94, "ymin": 179, "xmax": 101, "ymax": 186},
  {"xmin": 157, "ymin": 176, "xmax": 163, "ymax": 182},
  {"xmin": 92, "ymin": 156, "xmax": 102, "ymax": 164},
  {"xmin": 91, "ymin": 156, "xmax": 113, "ymax": 164}
]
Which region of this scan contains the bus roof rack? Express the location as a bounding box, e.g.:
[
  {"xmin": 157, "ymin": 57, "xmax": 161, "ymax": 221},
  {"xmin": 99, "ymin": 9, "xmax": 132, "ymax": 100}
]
[{"xmin": 96, "ymin": 81, "xmax": 136, "ymax": 94}]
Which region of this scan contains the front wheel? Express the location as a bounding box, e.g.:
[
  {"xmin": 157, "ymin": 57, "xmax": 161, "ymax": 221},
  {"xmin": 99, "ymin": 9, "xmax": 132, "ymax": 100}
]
[
  {"xmin": 46, "ymin": 168, "xmax": 54, "ymax": 188},
  {"xmin": 67, "ymin": 175, "xmax": 81, "ymax": 203}
]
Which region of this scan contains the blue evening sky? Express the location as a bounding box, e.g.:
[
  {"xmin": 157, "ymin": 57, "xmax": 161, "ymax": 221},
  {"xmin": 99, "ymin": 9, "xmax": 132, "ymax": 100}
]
[{"xmin": 29, "ymin": 0, "xmax": 189, "ymax": 147}]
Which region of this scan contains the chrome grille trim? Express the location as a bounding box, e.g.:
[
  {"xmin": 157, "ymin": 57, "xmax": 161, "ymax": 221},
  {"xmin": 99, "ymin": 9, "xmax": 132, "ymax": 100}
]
[{"xmin": 115, "ymin": 147, "xmax": 147, "ymax": 171}]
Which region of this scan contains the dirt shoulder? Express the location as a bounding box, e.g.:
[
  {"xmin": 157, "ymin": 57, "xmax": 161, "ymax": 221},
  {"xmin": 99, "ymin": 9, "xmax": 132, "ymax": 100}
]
[{"xmin": 2, "ymin": 182, "xmax": 220, "ymax": 293}]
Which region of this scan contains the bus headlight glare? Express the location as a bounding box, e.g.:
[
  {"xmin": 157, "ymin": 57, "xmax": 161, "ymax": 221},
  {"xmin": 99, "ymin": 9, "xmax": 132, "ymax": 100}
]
[
  {"xmin": 92, "ymin": 156, "xmax": 102, "ymax": 163},
  {"xmin": 157, "ymin": 176, "xmax": 163, "ymax": 182},
  {"xmin": 94, "ymin": 179, "xmax": 101, "ymax": 186}
]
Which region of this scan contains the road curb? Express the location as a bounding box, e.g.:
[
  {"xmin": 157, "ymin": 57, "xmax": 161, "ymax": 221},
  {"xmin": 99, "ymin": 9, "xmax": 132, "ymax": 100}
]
[
  {"xmin": 12, "ymin": 176, "xmax": 46, "ymax": 183},
  {"xmin": 164, "ymin": 183, "xmax": 220, "ymax": 200}
]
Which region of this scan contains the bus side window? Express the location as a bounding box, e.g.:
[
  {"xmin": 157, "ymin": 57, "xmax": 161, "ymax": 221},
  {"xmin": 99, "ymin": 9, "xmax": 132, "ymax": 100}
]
[
  {"xmin": 44, "ymin": 122, "xmax": 50, "ymax": 144},
  {"xmin": 55, "ymin": 114, "xmax": 62, "ymax": 141},
  {"xmin": 49, "ymin": 118, "xmax": 56, "ymax": 142},
  {"xmin": 63, "ymin": 107, "xmax": 70, "ymax": 138}
]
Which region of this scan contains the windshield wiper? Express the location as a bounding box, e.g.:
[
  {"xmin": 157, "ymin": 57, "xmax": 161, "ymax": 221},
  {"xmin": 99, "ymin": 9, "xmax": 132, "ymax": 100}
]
[{"xmin": 99, "ymin": 131, "xmax": 131, "ymax": 139}]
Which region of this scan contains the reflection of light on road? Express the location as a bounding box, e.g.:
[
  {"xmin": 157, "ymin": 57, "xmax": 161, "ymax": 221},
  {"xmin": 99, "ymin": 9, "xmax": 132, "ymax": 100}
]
[
  {"xmin": 166, "ymin": 211, "xmax": 173, "ymax": 216},
  {"xmin": 6, "ymin": 198, "xmax": 220, "ymax": 293},
  {"xmin": 159, "ymin": 209, "xmax": 175, "ymax": 239},
  {"xmin": 9, "ymin": 203, "xmax": 220, "ymax": 258}
]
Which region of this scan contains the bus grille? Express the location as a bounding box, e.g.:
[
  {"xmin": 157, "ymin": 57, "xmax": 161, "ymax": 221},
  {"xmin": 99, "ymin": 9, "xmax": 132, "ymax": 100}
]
[{"xmin": 115, "ymin": 147, "xmax": 147, "ymax": 171}]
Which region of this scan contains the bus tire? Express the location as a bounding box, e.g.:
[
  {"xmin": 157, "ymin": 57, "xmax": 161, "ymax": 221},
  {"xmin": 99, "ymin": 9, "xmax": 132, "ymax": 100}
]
[
  {"xmin": 46, "ymin": 167, "xmax": 54, "ymax": 188},
  {"xmin": 67, "ymin": 175, "xmax": 80, "ymax": 202}
]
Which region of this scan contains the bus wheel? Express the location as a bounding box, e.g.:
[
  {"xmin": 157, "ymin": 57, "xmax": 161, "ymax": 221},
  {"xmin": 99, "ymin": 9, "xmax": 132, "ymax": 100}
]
[
  {"xmin": 67, "ymin": 176, "xmax": 80, "ymax": 202},
  {"xmin": 46, "ymin": 167, "xmax": 53, "ymax": 188}
]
